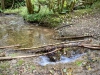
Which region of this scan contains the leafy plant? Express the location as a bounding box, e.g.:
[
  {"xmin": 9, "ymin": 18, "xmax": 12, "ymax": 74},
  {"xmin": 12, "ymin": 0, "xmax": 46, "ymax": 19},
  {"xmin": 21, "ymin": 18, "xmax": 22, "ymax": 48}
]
[{"xmin": 75, "ymin": 61, "xmax": 82, "ymax": 66}]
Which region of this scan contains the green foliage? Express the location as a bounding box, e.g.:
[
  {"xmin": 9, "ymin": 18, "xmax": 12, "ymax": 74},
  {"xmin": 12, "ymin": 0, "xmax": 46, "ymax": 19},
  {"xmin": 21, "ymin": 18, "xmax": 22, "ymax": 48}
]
[
  {"xmin": 0, "ymin": 8, "xmax": 3, "ymax": 12},
  {"xmin": 91, "ymin": 0, "xmax": 100, "ymax": 10},
  {"xmin": 75, "ymin": 61, "xmax": 82, "ymax": 66},
  {"xmin": 0, "ymin": 62, "xmax": 10, "ymax": 70},
  {"xmin": 24, "ymin": 6, "xmax": 61, "ymax": 27},
  {"xmin": 16, "ymin": 59, "xmax": 24, "ymax": 66},
  {"xmin": 1, "ymin": 0, "xmax": 25, "ymax": 9},
  {"xmin": 4, "ymin": 0, "xmax": 100, "ymax": 27}
]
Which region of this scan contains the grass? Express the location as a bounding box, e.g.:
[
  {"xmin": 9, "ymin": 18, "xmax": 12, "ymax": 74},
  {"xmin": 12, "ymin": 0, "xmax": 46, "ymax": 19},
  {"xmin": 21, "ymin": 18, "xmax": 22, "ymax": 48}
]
[
  {"xmin": 0, "ymin": 62, "xmax": 10, "ymax": 69},
  {"xmin": 4, "ymin": 6, "xmax": 61, "ymax": 27},
  {"xmin": 4, "ymin": 1, "xmax": 100, "ymax": 27},
  {"xmin": 16, "ymin": 59, "xmax": 24, "ymax": 66},
  {"xmin": 75, "ymin": 61, "xmax": 83, "ymax": 66}
]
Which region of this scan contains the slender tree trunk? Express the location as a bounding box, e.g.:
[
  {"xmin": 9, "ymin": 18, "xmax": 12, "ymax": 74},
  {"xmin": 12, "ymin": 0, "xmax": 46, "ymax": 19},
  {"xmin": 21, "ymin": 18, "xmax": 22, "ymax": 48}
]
[
  {"xmin": 26, "ymin": 0, "xmax": 34, "ymax": 14},
  {"xmin": 61, "ymin": 0, "xmax": 65, "ymax": 12},
  {"xmin": 1, "ymin": 0, "xmax": 5, "ymax": 10},
  {"xmin": 57, "ymin": 0, "xmax": 60, "ymax": 12}
]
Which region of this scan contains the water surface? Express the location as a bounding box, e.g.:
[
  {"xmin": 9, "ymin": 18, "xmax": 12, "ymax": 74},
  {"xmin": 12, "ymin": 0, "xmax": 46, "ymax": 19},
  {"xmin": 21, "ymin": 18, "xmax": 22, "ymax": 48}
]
[{"xmin": 0, "ymin": 15, "xmax": 58, "ymax": 48}]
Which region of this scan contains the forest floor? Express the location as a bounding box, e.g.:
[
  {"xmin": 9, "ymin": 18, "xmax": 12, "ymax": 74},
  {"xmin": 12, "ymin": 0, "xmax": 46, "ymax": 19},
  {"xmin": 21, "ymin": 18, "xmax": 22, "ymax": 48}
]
[{"xmin": 0, "ymin": 11, "xmax": 100, "ymax": 75}]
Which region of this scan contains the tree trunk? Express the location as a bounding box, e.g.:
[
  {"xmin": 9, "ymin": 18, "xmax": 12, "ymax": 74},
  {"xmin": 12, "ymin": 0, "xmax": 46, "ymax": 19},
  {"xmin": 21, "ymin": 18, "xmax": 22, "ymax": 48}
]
[
  {"xmin": 26, "ymin": 0, "xmax": 34, "ymax": 14},
  {"xmin": 1, "ymin": 0, "xmax": 5, "ymax": 10}
]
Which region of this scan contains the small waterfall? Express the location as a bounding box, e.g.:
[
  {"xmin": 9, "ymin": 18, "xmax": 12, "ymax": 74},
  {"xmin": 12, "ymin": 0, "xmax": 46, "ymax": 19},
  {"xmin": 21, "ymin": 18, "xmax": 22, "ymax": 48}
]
[{"xmin": 38, "ymin": 54, "xmax": 84, "ymax": 66}]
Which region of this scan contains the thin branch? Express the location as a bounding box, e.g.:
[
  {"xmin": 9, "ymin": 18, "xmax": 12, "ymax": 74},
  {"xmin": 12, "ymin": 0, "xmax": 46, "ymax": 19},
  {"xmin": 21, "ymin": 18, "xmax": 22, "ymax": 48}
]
[
  {"xmin": 54, "ymin": 24, "xmax": 73, "ymax": 30},
  {"xmin": 0, "ymin": 44, "xmax": 21, "ymax": 49},
  {"xmin": 54, "ymin": 35, "xmax": 93, "ymax": 40}
]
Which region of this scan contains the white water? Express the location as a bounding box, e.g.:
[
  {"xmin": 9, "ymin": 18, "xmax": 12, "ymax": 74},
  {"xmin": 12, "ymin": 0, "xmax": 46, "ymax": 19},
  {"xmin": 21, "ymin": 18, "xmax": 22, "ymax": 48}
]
[{"xmin": 38, "ymin": 54, "xmax": 84, "ymax": 66}]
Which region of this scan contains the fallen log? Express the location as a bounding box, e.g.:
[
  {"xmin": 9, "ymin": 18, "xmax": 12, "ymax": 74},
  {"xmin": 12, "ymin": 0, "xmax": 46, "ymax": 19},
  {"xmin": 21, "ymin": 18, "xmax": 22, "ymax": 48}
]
[
  {"xmin": 25, "ymin": 39, "xmax": 92, "ymax": 53},
  {"xmin": 0, "ymin": 44, "xmax": 21, "ymax": 49},
  {"xmin": 0, "ymin": 48, "xmax": 62, "ymax": 61},
  {"xmin": 0, "ymin": 42, "xmax": 100, "ymax": 61},
  {"xmin": 54, "ymin": 35, "xmax": 93, "ymax": 40},
  {"xmin": 14, "ymin": 40, "xmax": 89, "ymax": 51}
]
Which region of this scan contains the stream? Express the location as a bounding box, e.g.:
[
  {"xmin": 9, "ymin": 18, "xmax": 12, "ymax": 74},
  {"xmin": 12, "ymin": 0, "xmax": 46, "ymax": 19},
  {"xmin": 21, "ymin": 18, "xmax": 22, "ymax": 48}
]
[
  {"xmin": 0, "ymin": 14, "xmax": 86, "ymax": 66},
  {"xmin": 0, "ymin": 14, "xmax": 58, "ymax": 48},
  {"xmin": 0, "ymin": 13, "xmax": 100, "ymax": 75}
]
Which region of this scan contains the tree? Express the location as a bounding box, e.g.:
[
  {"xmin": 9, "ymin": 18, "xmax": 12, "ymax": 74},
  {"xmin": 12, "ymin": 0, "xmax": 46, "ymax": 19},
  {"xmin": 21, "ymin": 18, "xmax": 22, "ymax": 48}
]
[
  {"xmin": 26, "ymin": 0, "xmax": 34, "ymax": 14},
  {"xmin": 1, "ymin": 0, "xmax": 5, "ymax": 10}
]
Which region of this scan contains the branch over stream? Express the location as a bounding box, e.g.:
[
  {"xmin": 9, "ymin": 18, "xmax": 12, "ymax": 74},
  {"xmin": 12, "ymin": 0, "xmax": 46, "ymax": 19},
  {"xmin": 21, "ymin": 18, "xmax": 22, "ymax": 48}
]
[{"xmin": 0, "ymin": 39, "xmax": 100, "ymax": 61}]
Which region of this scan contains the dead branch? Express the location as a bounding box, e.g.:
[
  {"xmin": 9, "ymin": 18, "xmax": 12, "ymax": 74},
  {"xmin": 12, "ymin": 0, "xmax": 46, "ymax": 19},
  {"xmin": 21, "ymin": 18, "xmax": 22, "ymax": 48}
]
[
  {"xmin": 15, "ymin": 40, "xmax": 87, "ymax": 51},
  {"xmin": 54, "ymin": 24, "xmax": 73, "ymax": 30},
  {"xmin": 79, "ymin": 44, "xmax": 100, "ymax": 50},
  {"xmin": 17, "ymin": 39, "xmax": 92, "ymax": 54},
  {"xmin": 0, "ymin": 44, "xmax": 21, "ymax": 49},
  {"xmin": 54, "ymin": 35, "xmax": 93, "ymax": 40},
  {"xmin": 0, "ymin": 48, "xmax": 61, "ymax": 61},
  {"xmin": 1, "ymin": 42, "xmax": 100, "ymax": 61}
]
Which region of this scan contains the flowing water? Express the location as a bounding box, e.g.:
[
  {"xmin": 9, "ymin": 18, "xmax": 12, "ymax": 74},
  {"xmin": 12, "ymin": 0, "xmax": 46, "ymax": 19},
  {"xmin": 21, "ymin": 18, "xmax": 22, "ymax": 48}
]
[
  {"xmin": 38, "ymin": 54, "xmax": 84, "ymax": 66},
  {"xmin": 0, "ymin": 14, "xmax": 85, "ymax": 66}
]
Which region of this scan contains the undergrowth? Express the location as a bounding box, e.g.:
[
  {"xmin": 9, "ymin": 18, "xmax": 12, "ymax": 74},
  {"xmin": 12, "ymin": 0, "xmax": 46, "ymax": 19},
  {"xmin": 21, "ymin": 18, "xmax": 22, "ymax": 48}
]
[{"xmin": 4, "ymin": 0, "xmax": 100, "ymax": 27}]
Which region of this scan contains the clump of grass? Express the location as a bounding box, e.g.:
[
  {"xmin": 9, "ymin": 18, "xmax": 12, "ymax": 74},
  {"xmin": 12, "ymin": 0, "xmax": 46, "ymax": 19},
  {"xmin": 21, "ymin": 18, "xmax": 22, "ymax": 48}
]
[
  {"xmin": 16, "ymin": 59, "xmax": 24, "ymax": 66},
  {"xmin": 0, "ymin": 61, "xmax": 10, "ymax": 75},
  {"xmin": 4, "ymin": 5, "xmax": 61, "ymax": 27},
  {"xmin": 0, "ymin": 62, "xmax": 10, "ymax": 69},
  {"xmin": 74, "ymin": 8, "xmax": 92, "ymax": 16},
  {"xmin": 75, "ymin": 61, "xmax": 83, "ymax": 66}
]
